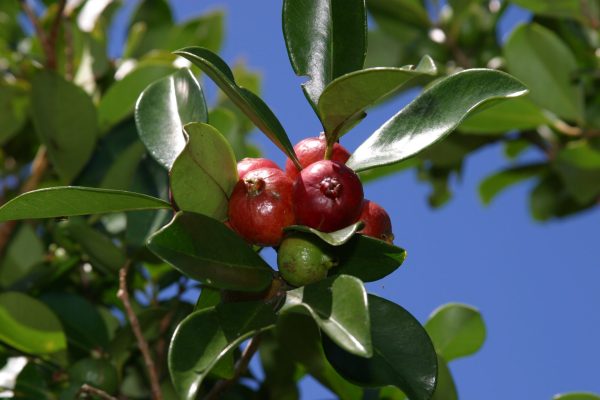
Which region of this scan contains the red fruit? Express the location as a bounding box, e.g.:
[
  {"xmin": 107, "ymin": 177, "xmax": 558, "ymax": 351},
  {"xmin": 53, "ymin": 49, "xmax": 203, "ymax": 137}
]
[
  {"xmin": 228, "ymin": 167, "xmax": 294, "ymax": 246},
  {"xmin": 237, "ymin": 157, "xmax": 280, "ymax": 179},
  {"xmin": 285, "ymin": 135, "xmax": 351, "ymax": 181},
  {"xmin": 357, "ymin": 200, "xmax": 394, "ymax": 244},
  {"xmin": 293, "ymin": 160, "xmax": 363, "ymax": 232}
]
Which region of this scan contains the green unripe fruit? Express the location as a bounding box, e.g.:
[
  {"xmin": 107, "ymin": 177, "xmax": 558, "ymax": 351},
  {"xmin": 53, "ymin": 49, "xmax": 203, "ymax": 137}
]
[
  {"xmin": 277, "ymin": 234, "xmax": 337, "ymax": 287},
  {"xmin": 69, "ymin": 358, "xmax": 119, "ymax": 394}
]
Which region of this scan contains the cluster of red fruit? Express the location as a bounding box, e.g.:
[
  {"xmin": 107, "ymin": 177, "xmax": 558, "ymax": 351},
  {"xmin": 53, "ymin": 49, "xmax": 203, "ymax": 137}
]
[{"xmin": 226, "ymin": 135, "xmax": 394, "ymax": 286}]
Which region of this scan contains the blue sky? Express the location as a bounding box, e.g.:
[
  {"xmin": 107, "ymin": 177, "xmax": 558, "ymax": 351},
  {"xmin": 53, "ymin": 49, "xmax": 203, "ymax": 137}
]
[{"xmin": 111, "ymin": 1, "xmax": 600, "ymax": 398}]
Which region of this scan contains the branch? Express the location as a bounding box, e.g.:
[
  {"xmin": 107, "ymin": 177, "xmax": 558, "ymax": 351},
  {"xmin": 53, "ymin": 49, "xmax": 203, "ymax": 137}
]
[
  {"xmin": 117, "ymin": 261, "xmax": 163, "ymax": 400},
  {"xmin": 19, "ymin": 0, "xmax": 53, "ymax": 64},
  {"xmin": 46, "ymin": 0, "xmax": 67, "ymax": 70},
  {"xmin": 204, "ymin": 336, "xmax": 262, "ymax": 400},
  {"xmin": 76, "ymin": 384, "xmax": 117, "ymax": 400}
]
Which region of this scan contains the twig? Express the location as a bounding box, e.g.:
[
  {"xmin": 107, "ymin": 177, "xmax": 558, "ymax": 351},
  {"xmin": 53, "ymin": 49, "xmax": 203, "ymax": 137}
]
[
  {"xmin": 19, "ymin": 0, "xmax": 53, "ymax": 65},
  {"xmin": 117, "ymin": 261, "xmax": 163, "ymax": 400},
  {"xmin": 76, "ymin": 384, "xmax": 117, "ymax": 400},
  {"xmin": 0, "ymin": 146, "xmax": 48, "ymax": 257},
  {"xmin": 46, "ymin": 0, "xmax": 67, "ymax": 70},
  {"xmin": 63, "ymin": 15, "xmax": 74, "ymax": 80},
  {"xmin": 204, "ymin": 336, "xmax": 262, "ymax": 400}
]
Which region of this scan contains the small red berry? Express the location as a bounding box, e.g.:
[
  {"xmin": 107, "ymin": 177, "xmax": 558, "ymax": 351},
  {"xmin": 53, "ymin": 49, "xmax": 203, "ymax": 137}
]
[
  {"xmin": 228, "ymin": 167, "xmax": 294, "ymax": 246},
  {"xmin": 293, "ymin": 160, "xmax": 363, "ymax": 232},
  {"xmin": 285, "ymin": 135, "xmax": 350, "ymax": 181},
  {"xmin": 237, "ymin": 157, "xmax": 280, "ymax": 179},
  {"xmin": 357, "ymin": 200, "xmax": 394, "ymax": 244}
]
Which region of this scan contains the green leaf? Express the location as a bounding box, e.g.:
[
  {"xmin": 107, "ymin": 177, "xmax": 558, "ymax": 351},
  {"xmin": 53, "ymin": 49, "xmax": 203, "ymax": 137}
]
[
  {"xmin": 479, "ymin": 163, "xmax": 545, "ymax": 205},
  {"xmin": 0, "ymin": 292, "xmax": 67, "ymax": 360},
  {"xmin": 509, "ymin": 0, "xmax": 583, "ymax": 20},
  {"xmin": 170, "ymin": 123, "xmax": 237, "ymax": 220},
  {"xmin": 282, "ymin": 0, "xmax": 367, "ymax": 109},
  {"xmin": 32, "ymin": 70, "xmax": 97, "ymax": 183},
  {"xmin": 99, "ymin": 63, "xmax": 178, "ymax": 132},
  {"xmin": 318, "ymin": 56, "xmax": 437, "ymax": 139},
  {"xmin": 99, "ymin": 141, "xmax": 146, "ymax": 190},
  {"xmin": 0, "ymin": 187, "xmax": 171, "ymax": 222},
  {"xmin": 554, "ymin": 144, "xmax": 600, "ymax": 204},
  {"xmin": 425, "ymin": 303, "xmax": 486, "ymax": 361},
  {"xmin": 459, "ymin": 96, "xmax": 550, "ymax": 134},
  {"xmin": 174, "ymin": 47, "xmax": 299, "ymax": 166},
  {"xmin": 169, "ymin": 301, "xmax": 276, "ymax": 400},
  {"xmin": 276, "ymin": 313, "xmax": 364, "ymax": 400},
  {"xmin": 323, "ymin": 295, "xmax": 437, "ymax": 400},
  {"xmin": 0, "ymin": 224, "xmax": 45, "ymax": 288},
  {"xmin": 259, "ymin": 332, "xmax": 301, "ymax": 400},
  {"xmin": 284, "ymin": 221, "xmax": 364, "ymax": 246},
  {"xmin": 553, "ymin": 393, "xmax": 600, "ymax": 400},
  {"xmin": 332, "ymin": 235, "xmax": 406, "ymax": 282},
  {"xmin": 367, "ymin": 0, "xmax": 431, "ymax": 30},
  {"xmin": 431, "ymin": 355, "xmax": 458, "ymax": 400},
  {"xmin": 347, "ymin": 69, "xmax": 528, "ymax": 172},
  {"xmin": 41, "ymin": 293, "xmax": 110, "ymax": 352},
  {"xmin": 0, "ymin": 80, "xmax": 29, "ymax": 145},
  {"xmin": 195, "ymin": 287, "xmax": 221, "ymax": 311},
  {"xmin": 135, "ymin": 68, "xmax": 207, "ymax": 169},
  {"xmin": 504, "ymin": 23, "xmax": 583, "ymax": 122},
  {"xmin": 147, "ymin": 212, "xmax": 273, "ymax": 292},
  {"xmin": 282, "ymin": 275, "xmax": 372, "ymax": 357}
]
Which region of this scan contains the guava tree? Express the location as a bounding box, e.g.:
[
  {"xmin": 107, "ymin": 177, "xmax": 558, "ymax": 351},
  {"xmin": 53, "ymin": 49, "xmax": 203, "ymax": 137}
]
[
  {"xmin": 365, "ymin": 0, "xmax": 600, "ymax": 220},
  {"xmin": 0, "ymin": 1, "xmax": 598, "ymax": 400}
]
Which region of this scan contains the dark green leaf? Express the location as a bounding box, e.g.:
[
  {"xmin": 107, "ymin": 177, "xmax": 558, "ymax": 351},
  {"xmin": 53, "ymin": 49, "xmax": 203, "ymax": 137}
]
[
  {"xmin": 99, "ymin": 141, "xmax": 146, "ymax": 190},
  {"xmin": 479, "ymin": 163, "xmax": 545, "ymax": 205},
  {"xmin": 367, "ymin": 0, "xmax": 431, "ymax": 30},
  {"xmin": 323, "ymin": 295, "xmax": 437, "ymax": 399},
  {"xmin": 174, "ymin": 47, "xmax": 299, "ymax": 166},
  {"xmin": 42, "ymin": 293, "xmax": 110, "ymax": 352},
  {"xmin": 195, "ymin": 287, "xmax": 221, "ymax": 311},
  {"xmin": 553, "ymin": 393, "xmax": 600, "ymax": 400},
  {"xmin": 504, "ymin": 23, "xmax": 583, "ymax": 122},
  {"xmin": 69, "ymin": 358, "xmax": 119, "ymax": 394},
  {"xmin": 282, "ymin": 275, "xmax": 371, "ymax": 357},
  {"xmin": 0, "ymin": 80, "xmax": 29, "ymax": 145},
  {"xmin": 282, "ymin": 0, "xmax": 367, "ymax": 109},
  {"xmin": 318, "ymin": 56, "xmax": 437, "ymax": 138},
  {"xmin": 99, "ymin": 63, "xmax": 178, "ymax": 132},
  {"xmin": 425, "ymin": 303, "xmax": 486, "ymax": 361},
  {"xmin": 0, "ymin": 224, "xmax": 44, "ymax": 288},
  {"xmin": 126, "ymin": 0, "xmax": 173, "ymax": 57},
  {"xmin": 147, "ymin": 212, "xmax": 273, "ymax": 292},
  {"xmin": 0, "ymin": 292, "xmax": 67, "ymax": 360},
  {"xmin": 347, "ymin": 69, "xmax": 528, "ymax": 171},
  {"xmin": 135, "ymin": 68, "xmax": 207, "ymax": 169},
  {"xmin": 459, "ymin": 96, "xmax": 550, "ymax": 134},
  {"xmin": 162, "ymin": 11, "xmax": 224, "ymax": 54},
  {"xmin": 170, "ymin": 123, "xmax": 237, "ymax": 220},
  {"xmin": 259, "ymin": 332, "xmax": 301, "ymax": 400},
  {"xmin": 284, "ymin": 221, "xmax": 364, "ymax": 246},
  {"xmin": 32, "ymin": 70, "xmax": 97, "ymax": 183},
  {"xmin": 276, "ymin": 313, "xmax": 363, "ymax": 400},
  {"xmin": 331, "ymin": 235, "xmax": 406, "ymax": 282},
  {"xmin": 0, "ymin": 187, "xmax": 171, "ymax": 222},
  {"xmin": 431, "ymin": 355, "xmax": 458, "ymax": 400},
  {"xmin": 509, "ymin": 0, "xmax": 583, "ymax": 20},
  {"xmin": 554, "ymin": 144, "xmax": 600, "ymax": 204},
  {"xmin": 169, "ymin": 301, "xmax": 276, "ymax": 400}
]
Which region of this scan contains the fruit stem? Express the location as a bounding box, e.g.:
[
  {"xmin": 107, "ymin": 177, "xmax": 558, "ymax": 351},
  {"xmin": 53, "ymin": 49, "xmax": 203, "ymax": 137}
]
[{"xmin": 324, "ymin": 140, "xmax": 334, "ymax": 160}]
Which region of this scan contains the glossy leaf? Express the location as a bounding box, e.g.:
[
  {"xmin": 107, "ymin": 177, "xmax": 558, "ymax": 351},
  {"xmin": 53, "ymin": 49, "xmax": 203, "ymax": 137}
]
[
  {"xmin": 147, "ymin": 212, "xmax": 273, "ymax": 292},
  {"xmin": 0, "ymin": 292, "xmax": 67, "ymax": 359},
  {"xmin": 0, "ymin": 81, "xmax": 29, "ymax": 145},
  {"xmin": 99, "ymin": 63, "xmax": 178, "ymax": 131},
  {"xmin": 367, "ymin": 0, "xmax": 431, "ymax": 30},
  {"xmin": 553, "ymin": 393, "xmax": 600, "ymax": 400},
  {"xmin": 510, "ymin": 0, "xmax": 583, "ymax": 20},
  {"xmin": 169, "ymin": 301, "xmax": 276, "ymax": 400},
  {"xmin": 42, "ymin": 293, "xmax": 110, "ymax": 352},
  {"xmin": 504, "ymin": 23, "xmax": 583, "ymax": 122},
  {"xmin": 479, "ymin": 163, "xmax": 546, "ymax": 205},
  {"xmin": 282, "ymin": 0, "xmax": 367, "ymax": 109},
  {"xmin": 347, "ymin": 69, "xmax": 528, "ymax": 171},
  {"xmin": 276, "ymin": 313, "xmax": 363, "ymax": 400},
  {"xmin": 331, "ymin": 235, "xmax": 406, "ymax": 282},
  {"xmin": 459, "ymin": 96, "xmax": 550, "ymax": 134},
  {"xmin": 318, "ymin": 56, "xmax": 437, "ymax": 138},
  {"xmin": 170, "ymin": 123, "xmax": 237, "ymax": 220},
  {"xmin": 282, "ymin": 275, "xmax": 372, "ymax": 357},
  {"xmin": 195, "ymin": 287, "xmax": 221, "ymax": 311},
  {"xmin": 284, "ymin": 221, "xmax": 364, "ymax": 246},
  {"xmin": 0, "ymin": 187, "xmax": 171, "ymax": 222},
  {"xmin": 174, "ymin": 47, "xmax": 299, "ymax": 166},
  {"xmin": 135, "ymin": 68, "xmax": 207, "ymax": 169},
  {"xmin": 425, "ymin": 303, "xmax": 486, "ymax": 361},
  {"xmin": 32, "ymin": 70, "xmax": 97, "ymax": 183},
  {"xmin": 431, "ymin": 355, "xmax": 458, "ymax": 400},
  {"xmin": 323, "ymin": 295, "xmax": 437, "ymax": 399}
]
